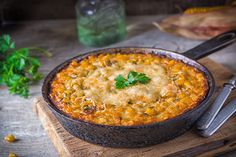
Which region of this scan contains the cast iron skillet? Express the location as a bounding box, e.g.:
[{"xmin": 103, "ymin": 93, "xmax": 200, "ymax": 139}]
[{"xmin": 42, "ymin": 30, "xmax": 236, "ymax": 148}]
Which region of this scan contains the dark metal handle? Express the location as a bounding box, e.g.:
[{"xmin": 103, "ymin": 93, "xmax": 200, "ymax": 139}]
[{"xmin": 183, "ymin": 30, "xmax": 236, "ymax": 60}]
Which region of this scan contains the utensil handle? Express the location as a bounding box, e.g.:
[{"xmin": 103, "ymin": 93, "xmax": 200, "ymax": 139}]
[
  {"xmin": 183, "ymin": 30, "xmax": 236, "ymax": 60},
  {"xmin": 200, "ymin": 98, "xmax": 236, "ymax": 137},
  {"xmin": 197, "ymin": 85, "xmax": 233, "ymax": 130}
]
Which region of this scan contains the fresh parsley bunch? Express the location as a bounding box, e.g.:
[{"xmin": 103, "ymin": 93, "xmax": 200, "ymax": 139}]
[
  {"xmin": 115, "ymin": 71, "xmax": 151, "ymax": 89},
  {"xmin": 0, "ymin": 34, "xmax": 48, "ymax": 98}
]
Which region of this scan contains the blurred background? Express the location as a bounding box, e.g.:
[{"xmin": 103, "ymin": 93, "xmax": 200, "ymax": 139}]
[
  {"xmin": 0, "ymin": 0, "xmax": 232, "ymax": 21},
  {"xmin": 0, "ymin": 0, "xmax": 235, "ymax": 69}
]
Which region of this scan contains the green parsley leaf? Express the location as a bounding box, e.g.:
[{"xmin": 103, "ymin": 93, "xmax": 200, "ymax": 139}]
[
  {"xmin": 0, "ymin": 34, "xmax": 15, "ymax": 53},
  {"xmin": 114, "ymin": 71, "xmax": 151, "ymax": 89},
  {"xmin": 127, "ymin": 71, "xmax": 139, "ymax": 85},
  {"xmin": 0, "ymin": 34, "xmax": 50, "ymax": 98},
  {"xmin": 114, "ymin": 74, "xmax": 129, "ymax": 89}
]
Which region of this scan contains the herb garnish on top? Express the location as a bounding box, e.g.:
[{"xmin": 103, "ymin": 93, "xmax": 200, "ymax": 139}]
[{"xmin": 114, "ymin": 71, "xmax": 151, "ymax": 89}]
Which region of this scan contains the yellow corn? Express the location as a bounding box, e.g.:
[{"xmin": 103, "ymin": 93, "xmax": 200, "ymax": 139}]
[
  {"xmin": 126, "ymin": 107, "xmax": 136, "ymax": 116},
  {"xmin": 4, "ymin": 134, "xmax": 16, "ymax": 143},
  {"xmin": 145, "ymin": 107, "xmax": 157, "ymax": 116},
  {"xmin": 9, "ymin": 152, "xmax": 18, "ymax": 157},
  {"xmin": 184, "ymin": 6, "xmax": 226, "ymax": 14}
]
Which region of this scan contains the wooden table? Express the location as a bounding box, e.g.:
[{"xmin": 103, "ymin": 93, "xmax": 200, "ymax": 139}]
[{"xmin": 0, "ymin": 16, "xmax": 236, "ymax": 157}]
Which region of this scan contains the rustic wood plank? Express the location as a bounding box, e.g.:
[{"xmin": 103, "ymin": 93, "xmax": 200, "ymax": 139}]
[{"xmin": 34, "ymin": 58, "xmax": 236, "ymax": 157}]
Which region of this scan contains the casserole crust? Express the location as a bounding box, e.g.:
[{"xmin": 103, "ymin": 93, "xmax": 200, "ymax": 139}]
[{"xmin": 50, "ymin": 53, "xmax": 208, "ymax": 126}]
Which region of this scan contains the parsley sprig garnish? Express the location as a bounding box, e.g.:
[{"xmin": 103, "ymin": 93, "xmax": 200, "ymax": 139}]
[
  {"xmin": 0, "ymin": 34, "xmax": 51, "ymax": 98},
  {"xmin": 115, "ymin": 71, "xmax": 151, "ymax": 89}
]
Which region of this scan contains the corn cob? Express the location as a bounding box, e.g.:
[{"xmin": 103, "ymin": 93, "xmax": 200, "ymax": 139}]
[{"xmin": 184, "ymin": 6, "xmax": 226, "ymax": 14}]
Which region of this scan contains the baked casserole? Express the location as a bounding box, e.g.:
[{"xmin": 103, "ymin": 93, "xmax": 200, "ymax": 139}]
[{"xmin": 50, "ymin": 53, "xmax": 208, "ymax": 126}]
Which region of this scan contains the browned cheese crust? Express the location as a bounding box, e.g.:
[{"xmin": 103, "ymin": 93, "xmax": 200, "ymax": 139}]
[{"xmin": 50, "ymin": 53, "xmax": 208, "ymax": 126}]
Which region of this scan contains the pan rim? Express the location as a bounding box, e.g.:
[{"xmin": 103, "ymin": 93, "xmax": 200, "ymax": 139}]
[{"xmin": 42, "ymin": 46, "xmax": 215, "ymax": 129}]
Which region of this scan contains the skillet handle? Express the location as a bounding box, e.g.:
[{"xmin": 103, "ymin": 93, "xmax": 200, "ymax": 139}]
[{"xmin": 183, "ymin": 30, "xmax": 236, "ymax": 60}]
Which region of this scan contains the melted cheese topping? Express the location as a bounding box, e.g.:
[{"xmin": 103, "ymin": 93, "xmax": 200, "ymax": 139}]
[{"xmin": 50, "ymin": 53, "xmax": 208, "ymax": 126}]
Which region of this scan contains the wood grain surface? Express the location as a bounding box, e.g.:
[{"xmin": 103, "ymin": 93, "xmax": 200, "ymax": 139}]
[{"xmin": 34, "ymin": 58, "xmax": 236, "ymax": 157}]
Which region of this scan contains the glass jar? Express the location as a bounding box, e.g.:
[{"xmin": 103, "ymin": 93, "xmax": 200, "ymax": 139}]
[{"xmin": 75, "ymin": 0, "xmax": 126, "ymax": 47}]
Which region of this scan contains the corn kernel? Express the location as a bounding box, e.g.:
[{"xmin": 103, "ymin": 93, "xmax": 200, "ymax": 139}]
[
  {"xmin": 145, "ymin": 107, "xmax": 156, "ymax": 116},
  {"xmin": 4, "ymin": 134, "xmax": 16, "ymax": 143},
  {"xmin": 9, "ymin": 152, "xmax": 18, "ymax": 157}
]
